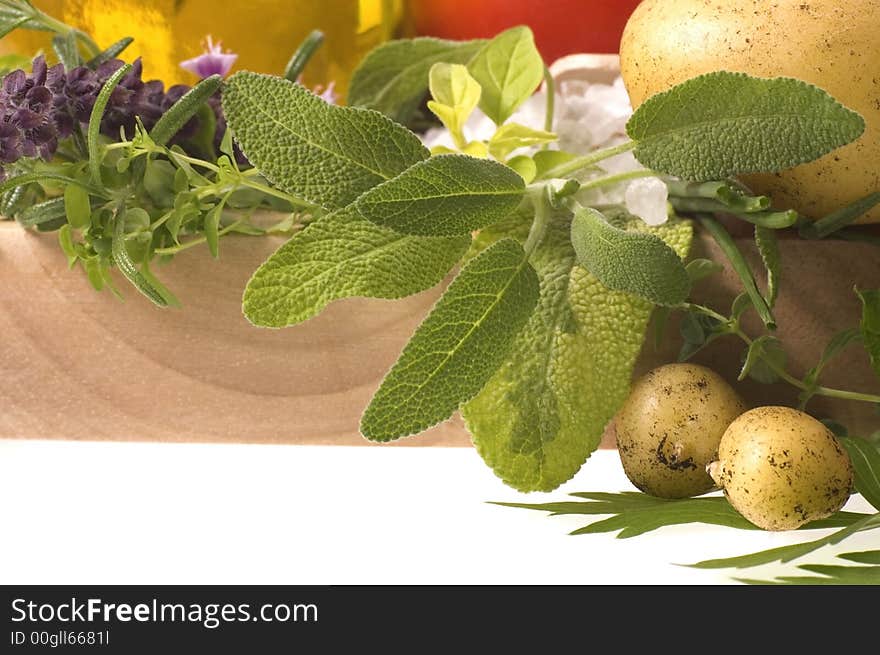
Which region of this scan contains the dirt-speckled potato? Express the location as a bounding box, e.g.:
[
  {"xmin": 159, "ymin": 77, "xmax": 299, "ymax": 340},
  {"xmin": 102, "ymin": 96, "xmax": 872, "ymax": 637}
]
[
  {"xmin": 620, "ymin": 0, "xmax": 880, "ymax": 224},
  {"xmin": 708, "ymin": 406, "xmax": 853, "ymax": 531},
  {"xmin": 616, "ymin": 363, "xmax": 747, "ymax": 498}
]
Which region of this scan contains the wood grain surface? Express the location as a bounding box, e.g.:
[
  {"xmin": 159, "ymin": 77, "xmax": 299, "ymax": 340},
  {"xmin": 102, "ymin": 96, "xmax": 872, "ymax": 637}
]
[{"xmin": 2, "ymin": 221, "xmax": 879, "ymax": 448}]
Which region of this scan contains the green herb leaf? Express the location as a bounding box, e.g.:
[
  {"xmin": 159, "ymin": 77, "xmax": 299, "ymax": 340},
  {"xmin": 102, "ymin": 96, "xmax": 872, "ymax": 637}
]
[
  {"xmin": 223, "ymin": 72, "xmax": 428, "ymax": 210},
  {"xmin": 52, "ymin": 30, "xmax": 80, "ymax": 69},
  {"xmin": 678, "ymin": 310, "xmax": 726, "ymax": 362},
  {"xmin": 496, "ymin": 492, "xmax": 865, "ymax": 538},
  {"xmin": 699, "ymin": 215, "xmax": 775, "ymax": 329},
  {"xmin": 628, "ymin": 71, "xmax": 866, "ymax": 181},
  {"xmin": 426, "ymin": 63, "xmax": 481, "ymax": 148},
  {"xmin": 354, "ymin": 154, "xmax": 524, "ymax": 237},
  {"xmin": 690, "ymin": 513, "xmax": 880, "ymax": 569},
  {"xmin": 111, "ymin": 208, "xmax": 169, "ymax": 307},
  {"xmin": 88, "ymin": 62, "xmax": 131, "ymax": 185},
  {"xmin": 754, "ymin": 226, "xmax": 781, "ymax": 308},
  {"xmin": 85, "ymin": 36, "xmax": 134, "ymax": 69},
  {"xmin": 802, "ymin": 328, "xmax": 861, "ymax": 394},
  {"xmin": 63, "ymin": 184, "xmax": 91, "ymax": 230},
  {"xmin": 799, "ymin": 192, "xmax": 880, "ymax": 239},
  {"xmin": 17, "ymin": 197, "xmax": 66, "ymax": 228},
  {"xmin": 533, "ymin": 150, "xmax": 578, "ymax": 180},
  {"xmin": 856, "ymin": 288, "xmax": 880, "ymax": 379},
  {"xmin": 464, "ymin": 214, "xmax": 692, "ymax": 491},
  {"xmin": 487, "ymin": 123, "xmax": 556, "ymax": 160},
  {"xmin": 284, "ymin": 29, "xmax": 324, "ymax": 82},
  {"xmin": 243, "ymin": 206, "xmax": 470, "ymax": 327},
  {"xmin": 570, "ymin": 205, "xmax": 690, "ymax": 307},
  {"xmin": 739, "ymin": 335, "xmax": 786, "ymax": 384},
  {"xmin": 686, "ymin": 258, "xmax": 723, "ymax": 284},
  {"xmin": 740, "ymin": 563, "xmax": 880, "ymax": 585},
  {"xmin": 150, "ymin": 74, "xmax": 222, "ymax": 147},
  {"xmin": 840, "ymin": 437, "xmax": 880, "ymax": 512},
  {"xmin": 347, "ymin": 37, "xmax": 486, "ymax": 124},
  {"xmin": 467, "ymin": 26, "xmax": 544, "ymax": 126},
  {"xmin": 839, "ymin": 550, "xmax": 880, "ymax": 564},
  {"xmin": 506, "ymin": 155, "xmax": 536, "ymax": 183},
  {"xmin": 361, "ymin": 238, "xmax": 539, "ymax": 442}
]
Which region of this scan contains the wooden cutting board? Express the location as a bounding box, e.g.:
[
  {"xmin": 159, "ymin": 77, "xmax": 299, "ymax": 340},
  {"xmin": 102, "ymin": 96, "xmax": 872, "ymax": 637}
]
[{"xmin": 2, "ymin": 220, "xmax": 879, "ymax": 445}]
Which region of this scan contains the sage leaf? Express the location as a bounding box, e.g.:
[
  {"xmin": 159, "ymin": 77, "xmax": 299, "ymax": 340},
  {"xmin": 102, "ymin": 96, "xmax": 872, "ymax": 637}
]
[
  {"xmin": 355, "ymin": 154, "xmax": 525, "ymax": 237},
  {"xmin": 243, "ymin": 206, "xmax": 470, "ymax": 328},
  {"xmin": 628, "ymin": 71, "xmax": 866, "ymax": 181},
  {"xmin": 361, "ymin": 238, "xmax": 540, "ymax": 442},
  {"xmin": 570, "ymin": 205, "xmax": 690, "ymax": 307},
  {"xmin": 467, "ymin": 26, "xmax": 544, "ymax": 126},
  {"xmin": 754, "ymin": 226, "xmax": 781, "ymax": 308},
  {"xmin": 463, "ymin": 213, "xmax": 692, "ymax": 491},
  {"xmin": 856, "ymin": 288, "xmax": 880, "ymax": 379},
  {"xmin": 223, "ymin": 72, "xmax": 428, "ymax": 210},
  {"xmin": 840, "ymin": 437, "xmax": 880, "ymax": 512},
  {"xmin": 347, "ymin": 37, "xmax": 486, "ymax": 124}
]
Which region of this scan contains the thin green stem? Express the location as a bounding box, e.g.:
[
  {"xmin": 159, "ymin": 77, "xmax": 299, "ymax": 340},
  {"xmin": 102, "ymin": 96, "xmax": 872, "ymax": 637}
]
[
  {"xmin": 684, "ymin": 303, "xmax": 880, "ymax": 405},
  {"xmin": 698, "ymin": 214, "xmax": 776, "ymax": 329},
  {"xmin": 154, "ymin": 220, "xmax": 244, "ymax": 255},
  {"xmin": 540, "ymin": 140, "xmax": 636, "ymax": 179},
  {"xmin": 542, "ymin": 67, "xmax": 555, "ymax": 137},
  {"xmin": 239, "ymin": 178, "xmax": 322, "ymax": 212},
  {"xmin": 523, "ymin": 188, "xmax": 550, "ymax": 255},
  {"xmin": 578, "ymin": 169, "xmax": 658, "ymax": 192}
]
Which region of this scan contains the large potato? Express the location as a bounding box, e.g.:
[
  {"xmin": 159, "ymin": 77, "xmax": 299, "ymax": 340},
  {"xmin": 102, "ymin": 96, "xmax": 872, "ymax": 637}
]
[
  {"xmin": 708, "ymin": 406, "xmax": 853, "ymax": 531},
  {"xmin": 620, "ymin": 0, "xmax": 880, "ymax": 223},
  {"xmin": 616, "ymin": 363, "xmax": 746, "ymax": 498}
]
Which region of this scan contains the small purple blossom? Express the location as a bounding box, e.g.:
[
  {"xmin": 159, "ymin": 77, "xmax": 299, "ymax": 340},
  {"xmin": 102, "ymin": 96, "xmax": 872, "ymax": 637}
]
[{"xmin": 180, "ymin": 36, "xmax": 238, "ymax": 79}]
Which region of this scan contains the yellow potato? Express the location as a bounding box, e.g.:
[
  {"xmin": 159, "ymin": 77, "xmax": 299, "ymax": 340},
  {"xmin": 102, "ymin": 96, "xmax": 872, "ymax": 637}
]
[
  {"xmin": 620, "ymin": 0, "xmax": 880, "ymax": 223},
  {"xmin": 708, "ymin": 406, "xmax": 853, "ymax": 531},
  {"xmin": 616, "ymin": 363, "xmax": 747, "ymax": 498}
]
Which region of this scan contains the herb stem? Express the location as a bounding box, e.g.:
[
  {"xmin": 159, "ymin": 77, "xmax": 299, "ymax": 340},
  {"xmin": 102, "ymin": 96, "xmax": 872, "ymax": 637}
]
[
  {"xmin": 542, "ymin": 66, "xmax": 555, "ymax": 137},
  {"xmin": 684, "ymin": 303, "xmax": 880, "ymax": 405},
  {"xmin": 239, "ymin": 178, "xmax": 322, "ymax": 212},
  {"xmin": 154, "ymin": 220, "xmax": 244, "ymax": 254},
  {"xmin": 523, "ymin": 188, "xmax": 550, "ymax": 256},
  {"xmin": 698, "ymin": 214, "xmax": 776, "ymax": 329},
  {"xmin": 577, "ymin": 169, "xmax": 658, "ymax": 192},
  {"xmin": 541, "ymin": 140, "xmax": 636, "ymax": 179}
]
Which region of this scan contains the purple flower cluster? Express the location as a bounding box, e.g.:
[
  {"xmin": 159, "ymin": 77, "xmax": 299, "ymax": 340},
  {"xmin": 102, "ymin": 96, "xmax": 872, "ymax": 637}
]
[{"xmin": 0, "ymin": 55, "xmax": 234, "ymax": 179}]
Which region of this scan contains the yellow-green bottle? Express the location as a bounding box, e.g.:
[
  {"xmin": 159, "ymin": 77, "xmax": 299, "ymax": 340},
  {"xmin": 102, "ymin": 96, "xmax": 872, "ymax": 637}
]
[{"xmin": 0, "ymin": 0, "xmax": 401, "ymax": 97}]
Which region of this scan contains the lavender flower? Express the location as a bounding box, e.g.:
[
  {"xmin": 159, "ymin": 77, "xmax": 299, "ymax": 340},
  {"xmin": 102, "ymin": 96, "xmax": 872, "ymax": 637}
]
[{"xmin": 180, "ymin": 36, "xmax": 238, "ymax": 79}]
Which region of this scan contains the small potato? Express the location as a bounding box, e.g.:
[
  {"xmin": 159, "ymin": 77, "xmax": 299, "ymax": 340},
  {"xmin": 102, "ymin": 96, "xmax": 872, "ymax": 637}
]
[
  {"xmin": 708, "ymin": 407, "xmax": 853, "ymax": 531},
  {"xmin": 616, "ymin": 363, "xmax": 747, "ymax": 498}
]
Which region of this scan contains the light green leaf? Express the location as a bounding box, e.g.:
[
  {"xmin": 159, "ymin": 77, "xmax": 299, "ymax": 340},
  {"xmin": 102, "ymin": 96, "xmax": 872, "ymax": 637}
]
[
  {"xmin": 361, "ymin": 238, "xmax": 540, "ymax": 442},
  {"xmin": 570, "ymin": 205, "xmax": 691, "ymax": 307},
  {"xmin": 495, "ymin": 492, "xmax": 864, "ymax": 538},
  {"xmin": 802, "ymin": 328, "xmax": 861, "ymax": 393},
  {"xmin": 223, "ymin": 72, "xmax": 428, "ymax": 210},
  {"xmin": 463, "ymin": 214, "xmax": 692, "ymax": 491},
  {"xmin": 856, "ymin": 288, "xmax": 880, "ymax": 379},
  {"xmin": 488, "ymin": 123, "xmax": 556, "ymax": 160},
  {"xmin": 690, "ymin": 513, "xmax": 880, "ymax": 569},
  {"xmin": 754, "ymin": 225, "xmax": 781, "ymax": 308},
  {"xmin": 355, "ymin": 154, "xmax": 524, "ymax": 237},
  {"xmin": 533, "ymin": 150, "xmax": 578, "ymax": 180},
  {"xmin": 63, "ymin": 184, "xmax": 91, "ymax": 231},
  {"xmin": 467, "ymin": 26, "xmax": 544, "ymax": 126},
  {"xmin": 628, "ymin": 71, "xmax": 866, "ymax": 181},
  {"xmin": 243, "ymin": 206, "xmax": 470, "ymax": 328},
  {"xmin": 740, "ymin": 563, "xmax": 880, "ymax": 585},
  {"xmin": 505, "ymin": 155, "xmax": 536, "ymax": 183},
  {"xmin": 426, "ymin": 63, "xmax": 481, "ymax": 148},
  {"xmin": 347, "ymin": 37, "xmax": 486, "ymax": 124}
]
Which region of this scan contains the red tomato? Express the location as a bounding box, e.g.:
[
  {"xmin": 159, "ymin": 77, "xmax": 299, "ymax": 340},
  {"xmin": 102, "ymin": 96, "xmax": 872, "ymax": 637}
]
[{"xmin": 408, "ymin": 0, "xmax": 642, "ymax": 61}]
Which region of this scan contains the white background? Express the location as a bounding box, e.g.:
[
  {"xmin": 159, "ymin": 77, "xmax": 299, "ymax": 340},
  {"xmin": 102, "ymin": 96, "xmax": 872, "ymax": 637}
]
[{"xmin": 0, "ymin": 441, "xmax": 874, "ymax": 584}]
